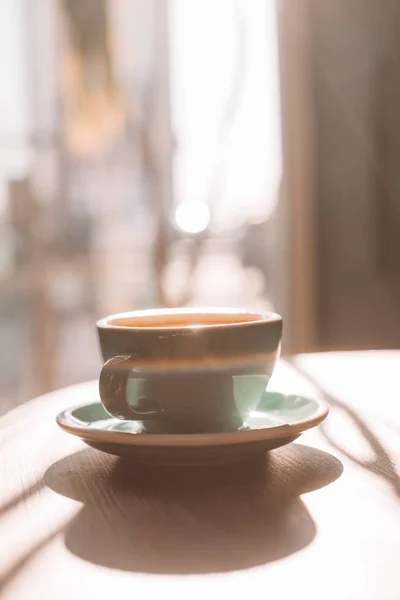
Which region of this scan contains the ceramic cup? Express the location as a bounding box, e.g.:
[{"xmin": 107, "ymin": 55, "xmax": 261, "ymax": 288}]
[{"xmin": 97, "ymin": 307, "xmax": 282, "ymax": 434}]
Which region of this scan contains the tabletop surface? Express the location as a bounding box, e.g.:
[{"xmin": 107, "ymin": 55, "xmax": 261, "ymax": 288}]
[{"xmin": 1, "ymin": 351, "xmax": 400, "ymax": 600}]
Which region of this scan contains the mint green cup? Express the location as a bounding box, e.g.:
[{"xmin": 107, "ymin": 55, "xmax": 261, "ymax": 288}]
[{"xmin": 97, "ymin": 308, "xmax": 282, "ymax": 434}]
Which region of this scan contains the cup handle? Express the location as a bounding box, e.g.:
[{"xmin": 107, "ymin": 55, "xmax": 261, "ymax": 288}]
[{"xmin": 99, "ymin": 355, "xmax": 161, "ymax": 420}]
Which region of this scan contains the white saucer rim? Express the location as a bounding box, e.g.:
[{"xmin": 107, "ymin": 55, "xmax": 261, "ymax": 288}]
[{"xmin": 56, "ymin": 394, "xmax": 329, "ymax": 448}]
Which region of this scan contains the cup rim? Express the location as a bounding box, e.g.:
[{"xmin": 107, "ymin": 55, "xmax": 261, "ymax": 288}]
[{"xmin": 96, "ymin": 307, "xmax": 281, "ymax": 332}]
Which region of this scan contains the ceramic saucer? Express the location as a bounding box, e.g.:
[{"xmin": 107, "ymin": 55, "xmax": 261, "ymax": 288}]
[{"xmin": 56, "ymin": 391, "xmax": 328, "ymax": 465}]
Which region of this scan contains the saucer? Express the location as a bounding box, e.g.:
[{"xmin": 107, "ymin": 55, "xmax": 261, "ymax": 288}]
[{"xmin": 56, "ymin": 391, "xmax": 328, "ymax": 465}]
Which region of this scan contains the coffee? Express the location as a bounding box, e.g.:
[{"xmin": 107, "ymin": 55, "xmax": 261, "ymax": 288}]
[{"xmin": 105, "ymin": 311, "xmax": 264, "ymax": 329}]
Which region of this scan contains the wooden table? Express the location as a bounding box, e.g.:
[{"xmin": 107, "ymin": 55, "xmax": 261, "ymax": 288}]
[{"xmin": 1, "ymin": 352, "xmax": 400, "ymax": 600}]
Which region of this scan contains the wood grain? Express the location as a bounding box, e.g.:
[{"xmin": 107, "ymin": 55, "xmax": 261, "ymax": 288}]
[{"xmin": 1, "ymin": 354, "xmax": 400, "ymax": 599}]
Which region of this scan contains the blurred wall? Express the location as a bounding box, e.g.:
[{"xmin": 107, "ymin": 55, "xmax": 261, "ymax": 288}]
[
  {"xmin": 311, "ymin": 0, "xmax": 400, "ymax": 349},
  {"xmin": 276, "ymin": 0, "xmax": 400, "ymax": 352}
]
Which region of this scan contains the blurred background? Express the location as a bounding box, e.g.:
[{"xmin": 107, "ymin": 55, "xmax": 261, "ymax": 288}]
[{"xmin": 1, "ymin": 0, "xmax": 399, "ymax": 413}]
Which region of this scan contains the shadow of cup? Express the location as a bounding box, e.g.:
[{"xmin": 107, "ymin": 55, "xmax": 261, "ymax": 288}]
[{"xmin": 44, "ymin": 444, "xmax": 342, "ymax": 574}]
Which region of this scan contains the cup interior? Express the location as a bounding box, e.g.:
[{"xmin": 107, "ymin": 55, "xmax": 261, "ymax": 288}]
[{"xmin": 98, "ymin": 308, "xmax": 279, "ymax": 330}]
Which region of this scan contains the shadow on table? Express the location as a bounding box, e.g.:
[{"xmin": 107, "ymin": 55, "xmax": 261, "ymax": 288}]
[
  {"xmin": 0, "ymin": 527, "xmax": 64, "ymax": 596},
  {"xmin": 288, "ymin": 360, "xmax": 400, "ymax": 497},
  {"xmin": 44, "ymin": 444, "xmax": 342, "ymax": 574}
]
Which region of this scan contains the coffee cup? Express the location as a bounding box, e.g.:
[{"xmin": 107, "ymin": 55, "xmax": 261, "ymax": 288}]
[{"xmin": 97, "ymin": 307, "xmax": 282, "ymax": 434}]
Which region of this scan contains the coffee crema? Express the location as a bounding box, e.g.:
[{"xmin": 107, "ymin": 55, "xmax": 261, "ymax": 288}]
[{"xmin": 108, "ymin": 312, "xmax": 267, "ymax": 329}]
